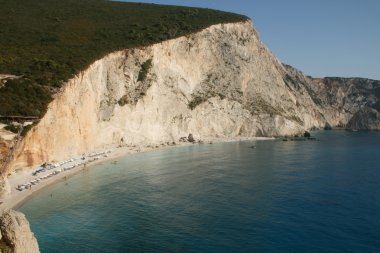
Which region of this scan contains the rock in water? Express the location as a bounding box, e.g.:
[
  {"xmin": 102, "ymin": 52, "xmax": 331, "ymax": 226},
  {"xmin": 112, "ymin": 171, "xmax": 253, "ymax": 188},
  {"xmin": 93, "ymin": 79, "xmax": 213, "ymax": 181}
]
[
  {"xmin": 0, "ymin": 210, "xmax": 40, "ymax": 253},
  {"xmin": 188, "ymin": 134, "xmax": 195, "ymax": 143},
  {"xmin": 324, "ymin": 123, "xmax": 332, "ymax": 130}
]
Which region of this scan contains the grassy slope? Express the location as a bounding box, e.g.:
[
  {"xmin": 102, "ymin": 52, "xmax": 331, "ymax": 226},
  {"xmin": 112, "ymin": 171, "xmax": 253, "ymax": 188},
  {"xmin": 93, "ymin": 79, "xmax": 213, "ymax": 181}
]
[{"xmin": 0, "ymin": 0, "xmax": 248, "ymax": 117}]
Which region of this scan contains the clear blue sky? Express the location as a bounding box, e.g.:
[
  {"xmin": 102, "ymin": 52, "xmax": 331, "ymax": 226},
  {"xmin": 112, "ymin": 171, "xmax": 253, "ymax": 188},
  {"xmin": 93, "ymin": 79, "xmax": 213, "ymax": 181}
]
[{"xmin": 122, "ymin": 0, "xmax": 380, "ymax": 80}]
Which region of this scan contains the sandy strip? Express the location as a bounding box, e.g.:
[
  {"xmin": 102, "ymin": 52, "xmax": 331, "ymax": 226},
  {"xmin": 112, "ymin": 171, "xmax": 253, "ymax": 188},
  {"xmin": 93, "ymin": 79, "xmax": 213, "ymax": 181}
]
[{"xmin": 0, "ymin": 136, "xmax": 274, "ymax": 211}]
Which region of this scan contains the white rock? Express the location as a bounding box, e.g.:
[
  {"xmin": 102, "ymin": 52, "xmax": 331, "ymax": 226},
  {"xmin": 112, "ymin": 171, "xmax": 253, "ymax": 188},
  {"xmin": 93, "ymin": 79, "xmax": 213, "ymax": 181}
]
[{"xmin": 0, "ymin": 210, "xmax": 39, "ymax": 253}]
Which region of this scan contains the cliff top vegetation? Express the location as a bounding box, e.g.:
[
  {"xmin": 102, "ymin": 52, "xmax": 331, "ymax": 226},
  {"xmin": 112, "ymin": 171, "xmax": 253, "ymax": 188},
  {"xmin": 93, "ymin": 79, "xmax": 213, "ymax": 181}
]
[{"xmin": 0, "ymin": 0, "xmax": 248, "ymax": 117}]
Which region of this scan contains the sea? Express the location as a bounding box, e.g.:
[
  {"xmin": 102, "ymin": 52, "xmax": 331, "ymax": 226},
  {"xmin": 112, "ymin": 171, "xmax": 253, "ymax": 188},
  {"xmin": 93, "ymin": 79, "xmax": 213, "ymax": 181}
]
[{"xmin": 19, "ymin": 131, "xmax": 380, "ymax": 253}]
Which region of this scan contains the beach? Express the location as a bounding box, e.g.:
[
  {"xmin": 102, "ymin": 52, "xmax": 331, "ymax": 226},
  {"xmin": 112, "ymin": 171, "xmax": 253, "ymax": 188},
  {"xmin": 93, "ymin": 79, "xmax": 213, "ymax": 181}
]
[
  {"xmin": 19, "ymin": 131, "xmax": 380, "ymax": 253},
  {"xmin": 0, "ymin": 136, "xmax": 273, "ymax": 211}
]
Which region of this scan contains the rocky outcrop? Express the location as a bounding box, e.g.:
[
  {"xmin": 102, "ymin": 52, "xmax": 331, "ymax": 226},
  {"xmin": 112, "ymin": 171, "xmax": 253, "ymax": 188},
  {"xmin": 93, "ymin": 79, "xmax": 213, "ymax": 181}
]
[
  {"xmin": 0, "ymin": 126, "xmax": 17, "ymax": 182},
  {"xmin": 0, "ymin": 210, "xmax": 39, "ymax": 253},
  {"xmin": 0, "ymin": 177, "xmax": 11, "ymax": 199},
  {"xmin": 187, "ymin": 133, "xmax": 195, "ymax": 143}
]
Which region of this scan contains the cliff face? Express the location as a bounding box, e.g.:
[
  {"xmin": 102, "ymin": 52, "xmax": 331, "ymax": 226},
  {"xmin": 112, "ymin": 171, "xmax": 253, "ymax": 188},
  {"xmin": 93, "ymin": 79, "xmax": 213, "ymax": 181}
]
[
  {"xmin": 312, "ymin": 77, "xmax": 380, "ymax": 129},
  {"xmin": 0, "ymin": 210, "xmax": 39, "ymax": 253},
  {"xmin": 7, "ymin": 21, "xmax": 314, "ymax": 170},
  {"xmin": 5, "ymin": 20, "xmax": 380, "ymax": 172},
  {"xmin": 282, "ymin": 65, "xmax": 380, "ymax": 129}
]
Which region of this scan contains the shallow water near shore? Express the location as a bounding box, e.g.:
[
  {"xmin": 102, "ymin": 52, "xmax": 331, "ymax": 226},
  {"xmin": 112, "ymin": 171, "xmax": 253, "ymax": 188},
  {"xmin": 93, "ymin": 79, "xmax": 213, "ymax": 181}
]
[{"xmin": 20, "ymin": 131, "xmax": 380, "ymax": 253}]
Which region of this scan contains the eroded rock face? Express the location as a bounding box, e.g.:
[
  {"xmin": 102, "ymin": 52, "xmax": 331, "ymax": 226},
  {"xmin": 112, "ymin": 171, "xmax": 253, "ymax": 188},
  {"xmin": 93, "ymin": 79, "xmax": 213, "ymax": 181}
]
[
  {"xmin": 0, "ymin": 126, "xmax": 18, "ymax": 173},
  {"xmin": 0, "ymin": 210, "xmax": 39, "ymax": 253},
  {"xmin": 282, "ymin": 65, "xmax": 380, "ymax": 129},
  {"xmin": 0, "ymin": 177, "xmax": 11, "ymax": 199},
  {"xmin": 7, "ymin": 21, "xmax": 314, "ymax": 171},
  {"xmin": 309, "ymin": 76, "xmax": 380, "ymax": 128},
  {"xmin": 347, "ymin": 108, "xmax": 380, "ymax": 130}
]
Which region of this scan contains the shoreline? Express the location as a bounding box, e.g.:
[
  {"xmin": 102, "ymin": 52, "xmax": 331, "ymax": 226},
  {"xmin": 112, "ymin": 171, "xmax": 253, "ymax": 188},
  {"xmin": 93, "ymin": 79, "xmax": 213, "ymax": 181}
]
[{"xmin": 0, "ymin": 136, "xmax": 274, "ymax": 211}]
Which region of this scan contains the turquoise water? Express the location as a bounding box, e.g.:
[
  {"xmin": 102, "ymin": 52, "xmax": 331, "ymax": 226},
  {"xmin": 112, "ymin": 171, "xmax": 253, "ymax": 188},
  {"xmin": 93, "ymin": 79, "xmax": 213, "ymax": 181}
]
[{"xmin": 20, "ymin": 131, "xmax": 380, "ymax": 252}]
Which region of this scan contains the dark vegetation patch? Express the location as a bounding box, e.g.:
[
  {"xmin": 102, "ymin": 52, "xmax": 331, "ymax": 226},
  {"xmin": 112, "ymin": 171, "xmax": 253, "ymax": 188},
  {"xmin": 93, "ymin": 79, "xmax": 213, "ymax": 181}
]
[
  {"xmin": 4, "ymin": 124, "xmax": 21, "ymax": 134},
  {"xmin": 21, "ymin": 124, "xmax": 35, "ymax": 137},
  {"xmin": 245, "ymin": 97, "xmax": 285, "ymax": 116},
  {"xmin": 0, "ymin": 0, "xmax": 248, "ymax": 117},
  {"xmin": 188, "ymin": 96, "xmax": 208, "ymax": 110},
  {"xmin": 118, "ymin": 95, "xmax": 129, "ymax": 107},
  {"xmin": 188, "ymin": 93, "xmax": 225, "ymax": 110},
  {"xmin": 0, "ymin": 79, "xmax": 51, "ymax": 116},
  {"xmin": 117, "ymin": 61, "xmax": 156, "ymax": 107},
  {"xmin": 137, "ymin": 59, "xmax": 153, "ymax": 82},
  {"xmin": 187, "ymin": 73, "xmax": 230, "ymax": 110}
]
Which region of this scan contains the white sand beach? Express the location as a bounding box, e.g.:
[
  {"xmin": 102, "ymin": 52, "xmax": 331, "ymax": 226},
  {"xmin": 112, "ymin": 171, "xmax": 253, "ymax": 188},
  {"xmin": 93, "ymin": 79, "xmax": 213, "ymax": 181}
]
[{"xmin": 0, "ymin": 136, "xmax": 274, "ymax": 211}]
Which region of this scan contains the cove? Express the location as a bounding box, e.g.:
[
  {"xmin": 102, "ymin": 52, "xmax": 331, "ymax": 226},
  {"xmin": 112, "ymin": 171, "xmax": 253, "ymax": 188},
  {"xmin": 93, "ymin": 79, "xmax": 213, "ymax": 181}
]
[{"xmin": 20, "ymin": 131, "xmax": 380, "ymax": 253}]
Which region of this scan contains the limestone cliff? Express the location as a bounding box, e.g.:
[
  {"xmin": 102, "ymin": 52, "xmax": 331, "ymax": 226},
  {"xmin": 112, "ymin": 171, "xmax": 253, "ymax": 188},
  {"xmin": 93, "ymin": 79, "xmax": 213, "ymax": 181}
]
[
  {"xmin": 4, "ymin": 20, "xmax": 380, "ymax": 173},
  {"xmin": 281, "ymin": 66, "xmax": 380, "ymax": 129},
  {"xmin": 0, "ymin": 210, "xmax": 39, "ymax": 253},
  {"xmin": 5, "ymin": 21, "xmax": 308, "ymax": 170},
  {"xmin": 311, "ymin": 76, "xmax": 380, "ymax": 129}
]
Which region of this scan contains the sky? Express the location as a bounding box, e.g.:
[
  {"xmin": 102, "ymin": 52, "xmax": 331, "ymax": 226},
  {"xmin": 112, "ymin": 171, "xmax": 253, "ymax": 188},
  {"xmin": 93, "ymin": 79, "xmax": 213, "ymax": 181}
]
[{"xmin": 122, "ymin": 0, "xmax": 380, "ymax": 80}]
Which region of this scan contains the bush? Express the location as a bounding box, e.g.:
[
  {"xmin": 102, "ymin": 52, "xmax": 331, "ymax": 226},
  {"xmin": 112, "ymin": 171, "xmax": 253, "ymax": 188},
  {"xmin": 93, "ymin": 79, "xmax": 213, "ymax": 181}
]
[
  {"xmin": 21, "ymin": 124, "xmax": 34, "ymax": 137},
  {"xmin": 4, "ymin": 124, "xmax": 20, "ymax": 134},
  {"xmin": 137, "ymin": 59, "xmax": 153, "ymax": 82},
  {"xmin": 118, "ymin": 95, "xmax": 129, "ymax": 106},
  {"xmin": 188, "ymin": 96, "xmax": 208, "ymax": 110}
]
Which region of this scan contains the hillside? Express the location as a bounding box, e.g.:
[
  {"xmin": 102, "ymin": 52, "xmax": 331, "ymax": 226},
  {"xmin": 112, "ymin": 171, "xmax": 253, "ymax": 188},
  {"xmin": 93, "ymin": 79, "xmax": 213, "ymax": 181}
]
[{"xmin": 0, "ymin": 0, "xmax": 248, "ymax": 117}]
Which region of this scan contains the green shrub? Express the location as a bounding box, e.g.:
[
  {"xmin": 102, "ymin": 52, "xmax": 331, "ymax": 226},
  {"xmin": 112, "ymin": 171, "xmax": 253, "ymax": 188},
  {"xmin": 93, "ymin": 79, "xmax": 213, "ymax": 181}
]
[
  {"xmin": 188, "ymin": 96, "xmax": 207, "ymax": 110},
  {"xmin": 0, "ymin": 79, "xmax": 52, "ymax": 117},
  {"xmin": 4, "ymin": 124, "xmax": 20, "ymax": 134},
  {"xmin": 137, "ymin": 59, "xmax": 153, "ymax": 82},
  {"xmin": 118, "ymin": 95, "xmax": 129, "ymax": 106},
  {"xmin": 21, "ymin": 124, "xmax": 34, "ymax": 137}
]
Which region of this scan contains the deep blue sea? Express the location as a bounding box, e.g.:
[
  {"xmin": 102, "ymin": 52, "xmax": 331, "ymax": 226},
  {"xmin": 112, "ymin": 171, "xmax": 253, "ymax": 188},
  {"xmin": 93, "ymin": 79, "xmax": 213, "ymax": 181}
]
[{"xmin": 19, "ymin": 131, "xmax": 380, "ymax": 253}]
